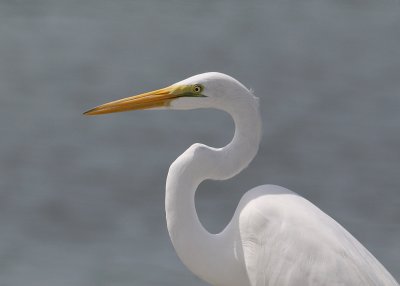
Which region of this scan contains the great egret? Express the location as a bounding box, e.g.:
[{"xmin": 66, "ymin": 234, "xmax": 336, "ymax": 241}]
[{"xmin": 85, "ymin": 72, "xmax": 398, "ymax": 286}]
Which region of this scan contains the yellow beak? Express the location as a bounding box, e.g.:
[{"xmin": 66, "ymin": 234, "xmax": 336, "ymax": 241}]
[{"xmin": 84, "ymin": 85, "xmax": 179, "ymax": 115}]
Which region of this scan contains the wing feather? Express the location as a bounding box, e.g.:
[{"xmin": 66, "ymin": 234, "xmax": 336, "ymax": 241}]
[{"xmin": 238, "ymin": 185, "xmax": 398, "ymax": 286}]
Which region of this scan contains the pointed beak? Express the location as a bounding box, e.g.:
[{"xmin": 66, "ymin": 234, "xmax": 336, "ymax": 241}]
[{"xmin": 84, "ymin": 85, "xmax": 179, "ymax": 116}]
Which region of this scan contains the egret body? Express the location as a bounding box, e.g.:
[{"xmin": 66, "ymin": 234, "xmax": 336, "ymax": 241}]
[{"xmin": 85, "ymin": 73, "xmax": 398, "ymax": 286}]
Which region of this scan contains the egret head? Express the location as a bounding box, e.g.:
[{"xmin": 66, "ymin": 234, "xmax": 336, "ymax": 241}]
[{"xmin": 84, "ymin": 72, "xmax": 255, "ymax": 115}]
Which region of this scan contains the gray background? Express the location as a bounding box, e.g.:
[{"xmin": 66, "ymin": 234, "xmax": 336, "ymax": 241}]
[{"xmin": 0, "ymin": 0, "xmax": 399, "ymax": 285}]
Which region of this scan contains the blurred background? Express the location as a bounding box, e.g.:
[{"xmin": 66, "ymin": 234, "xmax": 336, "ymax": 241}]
[{"xmin": 0, "ymin": 0, "xmax": 399, "ymax": 285}]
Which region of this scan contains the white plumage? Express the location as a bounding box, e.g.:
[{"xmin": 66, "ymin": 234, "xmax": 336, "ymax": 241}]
[
  {"xmin": 85, "ymin": 72, "xmax": 399, "ymax": 286},
  {"xmin": 238, "ymin": 186, "xmax": 396, "ymax": 286}
]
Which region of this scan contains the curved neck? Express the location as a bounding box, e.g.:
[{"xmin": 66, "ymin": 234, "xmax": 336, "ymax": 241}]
[{"xmin": 165, "ymin": 97, "xmax": 261, "ymax": 285}]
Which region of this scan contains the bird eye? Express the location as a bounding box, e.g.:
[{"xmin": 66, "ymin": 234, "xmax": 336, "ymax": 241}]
[{"xmin": 193, "ymin": 84, "xmax": 202, "ymax": 93}]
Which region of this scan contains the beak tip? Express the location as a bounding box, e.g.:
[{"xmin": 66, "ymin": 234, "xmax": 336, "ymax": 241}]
[{"xmin": 83, "ymin": 108, "xmax": 96, "ymax": 116}]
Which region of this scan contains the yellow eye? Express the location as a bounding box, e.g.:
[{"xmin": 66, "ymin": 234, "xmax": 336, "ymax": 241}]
[{"xmin": 193, "ymin": 84, "xmax": 202, "ymax": 93}]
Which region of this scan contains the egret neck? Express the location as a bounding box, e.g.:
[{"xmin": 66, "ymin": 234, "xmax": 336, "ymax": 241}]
[{"xmin": 165, "ymin": 94, "xmax": 261, "ymax": 285}]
